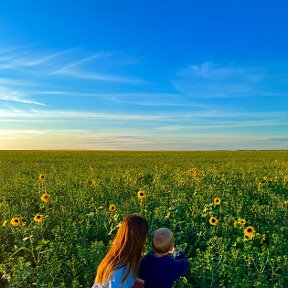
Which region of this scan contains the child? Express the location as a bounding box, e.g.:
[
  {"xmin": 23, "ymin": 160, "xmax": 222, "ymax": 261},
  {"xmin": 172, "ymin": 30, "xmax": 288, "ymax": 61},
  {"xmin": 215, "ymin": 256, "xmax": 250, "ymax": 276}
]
[{"xmin": 139, "ymin": 228, "xmax": 189, "ymax": 288}]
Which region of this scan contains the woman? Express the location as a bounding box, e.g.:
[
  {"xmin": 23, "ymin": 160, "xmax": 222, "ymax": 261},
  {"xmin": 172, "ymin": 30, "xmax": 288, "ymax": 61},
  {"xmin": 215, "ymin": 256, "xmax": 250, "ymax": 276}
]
[{"xmin": 92, "ymin": 214, "xmax": 148, "ymax": 288}]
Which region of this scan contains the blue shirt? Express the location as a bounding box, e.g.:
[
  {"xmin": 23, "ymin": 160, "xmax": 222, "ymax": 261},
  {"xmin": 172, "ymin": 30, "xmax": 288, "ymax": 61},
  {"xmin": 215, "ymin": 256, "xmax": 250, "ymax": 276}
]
[
  {"xmin": 92, "ymin": 267, "xmax": 136, "ymax": 288},
  {"xmin": 139, "ymin": 250, "xmax": 189, "ymax": 288}
]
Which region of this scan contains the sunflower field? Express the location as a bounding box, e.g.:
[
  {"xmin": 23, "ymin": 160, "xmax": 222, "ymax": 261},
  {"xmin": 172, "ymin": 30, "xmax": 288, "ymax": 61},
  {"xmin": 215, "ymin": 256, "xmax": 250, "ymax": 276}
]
[{"xmin": 0, "ymin": 150, "xmax": 288, "ymax": 288}]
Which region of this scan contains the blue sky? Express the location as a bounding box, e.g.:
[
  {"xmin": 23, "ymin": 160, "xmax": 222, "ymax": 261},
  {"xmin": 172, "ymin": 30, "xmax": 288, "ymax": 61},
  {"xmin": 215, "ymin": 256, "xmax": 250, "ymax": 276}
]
[{"xmin": 0, "ymin": 0, "xmax": 287, "ymax": 150}]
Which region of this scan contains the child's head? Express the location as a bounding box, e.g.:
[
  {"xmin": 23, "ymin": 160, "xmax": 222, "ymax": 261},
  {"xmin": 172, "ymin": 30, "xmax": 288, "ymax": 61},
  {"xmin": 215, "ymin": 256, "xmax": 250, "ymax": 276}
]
[{"xmin": 152, "ymin": 227, "xmax": 174, "ymax": 254}]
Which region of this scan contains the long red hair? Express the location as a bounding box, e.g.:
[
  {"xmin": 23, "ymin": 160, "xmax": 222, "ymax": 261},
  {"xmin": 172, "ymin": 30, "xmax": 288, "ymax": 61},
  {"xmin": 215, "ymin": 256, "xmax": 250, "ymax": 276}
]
[{"xmin": 95, "ymin": 214, "xmax": 148, "ymax": 285}]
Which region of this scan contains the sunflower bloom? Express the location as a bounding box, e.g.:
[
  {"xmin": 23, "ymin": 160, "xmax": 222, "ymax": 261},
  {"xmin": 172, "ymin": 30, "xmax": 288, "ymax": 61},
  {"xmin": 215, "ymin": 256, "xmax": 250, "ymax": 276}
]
[
  {"xmin": 213, "ymin": 198, "xmax": 221, "ymax": 205},
  {"xmin": 10, "ymin": 217, "xmax": 21, "ymax": 227},
  {"xmin": 39, "ymin": 173, "xmax": 45, "ymax": 181},
  {"xmin": 40, "ymin": 193, "xmax": 49, "ymax": 203},
  {"xmin": 209, "ymin": 216, "xmax": 219, "ymax": 226},
  {"xmin": 109, "ymin": 204, "xmax": 116, "ymax": 212},
  {"xmin": 34, "ymin": 213, "xmax": 44, "ymax": 223},
  {"xmin": 258, "ymin": 182, "xmax": 263, "ymax": 188},
  {"xmin": 238, "ymin": 218, "xmax": 246, "ymax": 225},
  {"xmin": 179, "ymin": 178, "xmax": 186, "ymax": 184},
  {"xmin": 91, "ymin": 179, "xmax": 97, "ymax": 185},
  {"xmin": 137, "ymin": 190, "xmax": 145, "ymax": 200},
  {"xmin": 244, "ymin": 226, "xmax": 256, "ymax": 238}
]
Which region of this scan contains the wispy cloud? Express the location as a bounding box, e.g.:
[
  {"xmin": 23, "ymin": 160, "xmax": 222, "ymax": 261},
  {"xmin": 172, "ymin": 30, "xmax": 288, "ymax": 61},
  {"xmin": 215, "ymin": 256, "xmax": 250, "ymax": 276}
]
[
  {"xmin": 29, "ymin": 90, "xmax": 208, "ymax": 108},
  {"xmin": 174, "ymin": 61, "xmax": 288, "ymax": 98},
  {"xmin": 155, "ymin": 120, "xmax": 287, "ymax": 131},
  {"xmin": 0, "ymin": 77, "xmax": 38, "ymax": 87},
  {"xmin": 0, "ymin": 108, "xmax": 181, "ymax": 122},
  {"xmin": 52, "ymin": 52, "xmax": 146, "ymax": 83},
  {"xmin": 0, "ymin": 45, "xmax": 144, "ymax": 84},
  {"xmin": 0, "ymin": 108, "xmax": 287, "ymax": 123},
  {"xmin": 0, "ymin": 46, "xmax": 73, "ymax": 70},
  {"xmin": 54, "ymin": 69, "xmax": 144, "ymax": 83},
  {"xmin": 55, "ymin": 53, "xmax": 109, "ymax": 70},
  {"xmin": 100, "ymin": 92, "xmax": 207, "ymax": 107},
  {"xmin": 14, "ymin": 50, "xmax": 73, "ymax": 68},
  {"xmin": 0, "ymin": 88, "xmax": 45, "ymax": 106},
  {"xmin": 0, "ymin": 44, "xmax": 150, "ymax": 113}
]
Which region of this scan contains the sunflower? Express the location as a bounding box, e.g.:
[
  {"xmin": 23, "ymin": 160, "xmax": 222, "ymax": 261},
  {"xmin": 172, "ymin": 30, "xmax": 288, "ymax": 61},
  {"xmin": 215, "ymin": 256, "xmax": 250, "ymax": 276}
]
[
  {"xmin": 188, "ymin": 168, "xmax": 197, "ymax": 176},
  {"xmin": 258, "ymin": 182, "xmax": 263, "ymax": 188},
  {"xmin": 10, "ymin": 217, "xmax": 21, "ymax": 227},
  {"xmin": 238, "ymin": 218, "xmax": 246, "ymax": 225},
  {"xmin": 34, "ymin": 213, "xmax": 44, "ymax": 223},
  {"xmin": 179, "ymin": 178, "xmax": 186, "ymax": 184},
  {"xmin": 213, "ymin": 198, "xmax": 221, "ymax": 205},
  {"xmin": 263, "ymin": 176, "xmax": 267, "ymax": 181},
  {"xmin": 109, "ymin": 204, "xmax": 116, "ymax": 212},
  {"xmin": 137, "ymin": 190, "xmax": 145, "ymax": 200},
  {"xmin": 40, "ymin": 193, "xmax": 49, "ymax": 203},
  {"xmin": 91, "ymin": 179, "xmax": 97, "ymax": 185},
  {"xmin": 244, "ymin": 226, "xmax": 255, "ymax": 238},
  {"xmin": 209, "ymin": 216, "xmax": 219, "ymax": 226},
  {"xmin": 39, "ymin": 173, "xmax": 45, "ymax": 181}
]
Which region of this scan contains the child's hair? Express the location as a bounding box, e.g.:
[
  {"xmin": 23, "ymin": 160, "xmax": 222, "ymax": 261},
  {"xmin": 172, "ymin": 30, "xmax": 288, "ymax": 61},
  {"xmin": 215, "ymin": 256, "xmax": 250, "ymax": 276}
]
[
  {"xmin": 152, "ymin": 227, "xmax": 174, "ymax": 253},
  {"xmin": 95, "ymin": 214, "xmax": 148, "ymax": 285}
]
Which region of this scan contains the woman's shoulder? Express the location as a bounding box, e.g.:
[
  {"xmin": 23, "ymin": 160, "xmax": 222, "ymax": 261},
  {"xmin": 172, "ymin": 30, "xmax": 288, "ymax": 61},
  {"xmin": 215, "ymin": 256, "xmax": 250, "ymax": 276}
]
[{"xmin": 92, "ymin": 266, "xmax": 136, "ymax": 288}]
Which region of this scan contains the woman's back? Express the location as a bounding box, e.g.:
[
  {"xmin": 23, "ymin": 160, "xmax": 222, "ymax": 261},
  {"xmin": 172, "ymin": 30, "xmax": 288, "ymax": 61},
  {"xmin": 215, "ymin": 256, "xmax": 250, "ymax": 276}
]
[{"xmin": 92, "ymin": 267, "xmax": 136, "ymax": 288}]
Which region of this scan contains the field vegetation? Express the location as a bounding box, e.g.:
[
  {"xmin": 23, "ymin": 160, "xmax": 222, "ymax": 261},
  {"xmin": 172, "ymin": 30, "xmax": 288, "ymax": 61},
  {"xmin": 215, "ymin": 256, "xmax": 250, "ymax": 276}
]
[{"xmin": 0, "ymin": 150, "xmax": 288, "ymax": 287}]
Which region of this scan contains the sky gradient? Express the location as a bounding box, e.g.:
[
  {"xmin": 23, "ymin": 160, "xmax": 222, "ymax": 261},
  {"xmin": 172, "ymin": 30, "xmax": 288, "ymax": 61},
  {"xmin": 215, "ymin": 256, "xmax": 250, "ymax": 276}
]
[{"xmin": 0, "ymin": 1, "xmax": 288, "ymax": 150}]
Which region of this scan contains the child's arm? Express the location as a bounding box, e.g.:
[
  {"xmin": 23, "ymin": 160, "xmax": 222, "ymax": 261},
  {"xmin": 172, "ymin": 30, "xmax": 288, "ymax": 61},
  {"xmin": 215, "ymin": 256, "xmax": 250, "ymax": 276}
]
[{"xmin": 169, "ymin": 246, "xmax": 189, "ymax": 277}]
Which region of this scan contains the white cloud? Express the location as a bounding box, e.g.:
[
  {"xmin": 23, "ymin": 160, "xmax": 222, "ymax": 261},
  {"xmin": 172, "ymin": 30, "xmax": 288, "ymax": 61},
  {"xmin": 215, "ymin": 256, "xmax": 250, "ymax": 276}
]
[
  {"xmin": 174, "ymin": 61, "xmax": 288, "ymax": 98},
  {"xmin": 53, "ymin": 69, "xmax": 144, "ymax": 83},
  {"xmin": 55, "ymin": 53, "xmax": 109, "ymax": 70},
  {"xmin": 0, "ymin": 46, "xmax": 73, "ymax": 70},
  {"xmin": 0, "ymin": 88, "xmax": 45, "ymax": 106},
  {"xmin": 188, "ymin": 62, "xmax": 243, "ymax": 79},
  {"xmin": 0, "ymin": 108, "xmax": 287, "ymax": 122}
]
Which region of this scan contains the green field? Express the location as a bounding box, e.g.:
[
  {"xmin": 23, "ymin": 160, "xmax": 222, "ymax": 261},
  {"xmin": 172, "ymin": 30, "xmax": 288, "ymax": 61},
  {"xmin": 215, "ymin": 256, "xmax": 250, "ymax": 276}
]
[{"xmin": 0, "ymin": 151, "xmax": 288, "ymax": 287}]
